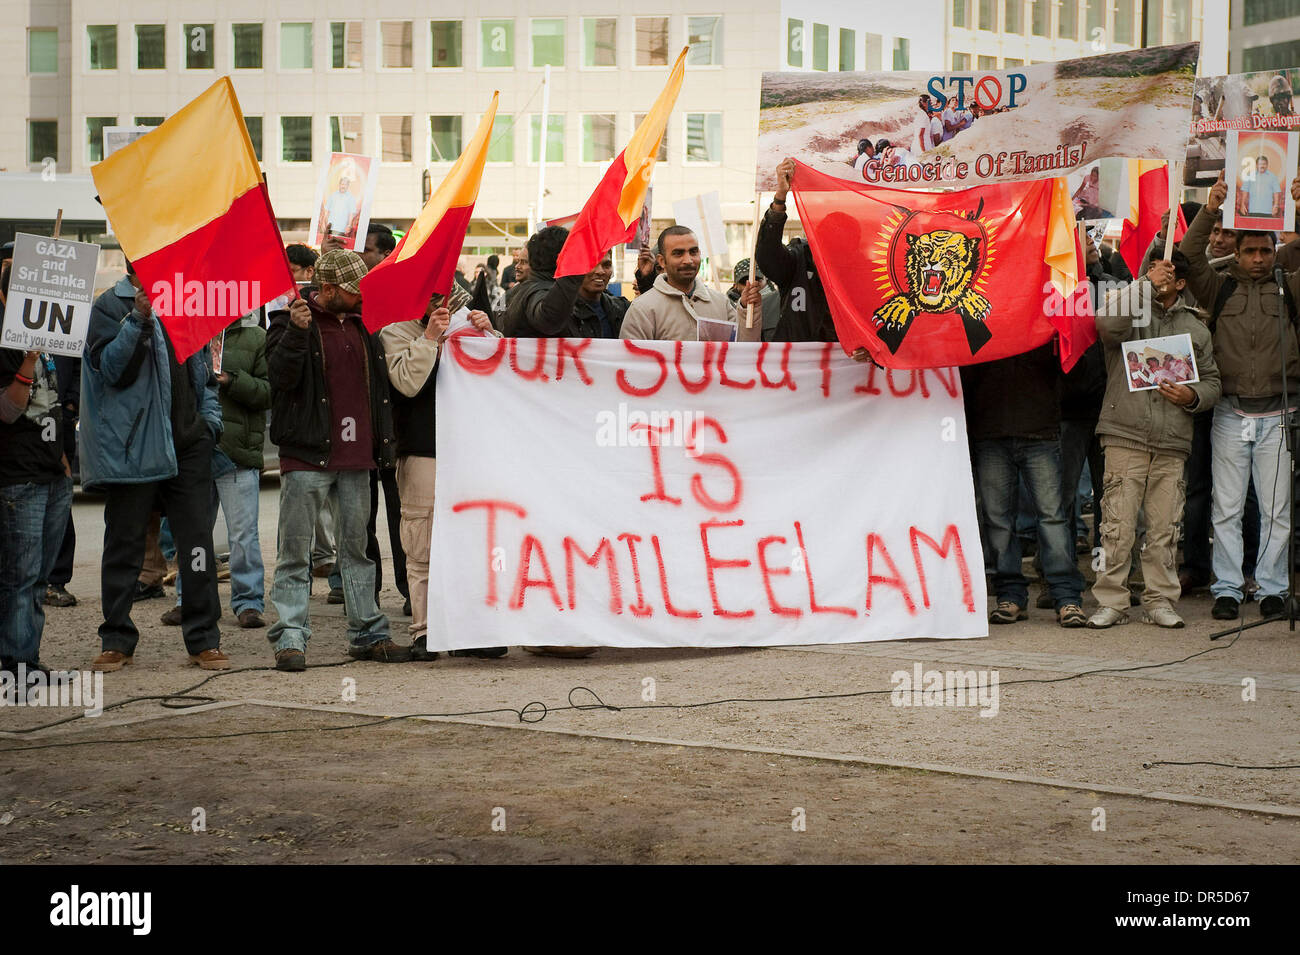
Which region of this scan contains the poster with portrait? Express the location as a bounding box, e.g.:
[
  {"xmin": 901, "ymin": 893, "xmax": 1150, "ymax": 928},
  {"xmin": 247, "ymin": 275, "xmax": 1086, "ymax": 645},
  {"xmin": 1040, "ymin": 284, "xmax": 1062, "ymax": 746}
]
[
  {"xmin": 1066, "ymin": 157, "xmax": 1128, "ymax": 223},
  {"xmin": 1123, "ymin": 333, "xmax": 1199, "ymax": 393},
  {"xmin": 309, "ymin": 153, "xmax": 378, "ymax": 252},
  {"xmin": 1185, "ymin": 68, "xmax": 1300, "ymax": 187},
  {"xmin": 1224, "ymin": 130, "xmax": 1298, "ymax": 233}
]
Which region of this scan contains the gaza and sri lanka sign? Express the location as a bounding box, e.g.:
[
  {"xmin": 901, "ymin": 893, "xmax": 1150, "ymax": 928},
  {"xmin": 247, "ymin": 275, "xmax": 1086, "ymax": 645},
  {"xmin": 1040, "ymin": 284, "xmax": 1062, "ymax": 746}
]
[{"xmin": 756, "ymin": 43, "xmax": 1200, "ymax": 190}]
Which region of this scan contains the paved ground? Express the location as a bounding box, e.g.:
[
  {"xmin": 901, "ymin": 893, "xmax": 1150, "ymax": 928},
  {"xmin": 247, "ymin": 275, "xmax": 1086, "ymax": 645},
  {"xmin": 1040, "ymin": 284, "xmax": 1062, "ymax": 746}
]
[{"xmin": 2, "ymin": 489, "xmax": 1297, "ymax": 863}]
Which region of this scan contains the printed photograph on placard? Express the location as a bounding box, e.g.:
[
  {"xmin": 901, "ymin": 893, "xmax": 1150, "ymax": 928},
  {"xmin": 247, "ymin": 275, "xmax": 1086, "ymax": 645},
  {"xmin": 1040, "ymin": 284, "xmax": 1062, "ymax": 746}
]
[
  {"xmin": 1124, "ymin": 333, "xmax": 1199, "ymax": 393},
  {"xmin": 1223, "ymin": 130, "xmax": 1299, "ymax": 233},
  {"xmin": 309, "ymin": 153, "xmax": 378, "ymax": 252},
  {"xmin": 1185, "ymin": 68, "xmax": 1300, "ymax": 186},
  {"xmin": 1067, "ymin": 158, "xmax": 1127, "ymax": 222},
  {"xmin": 696, "ymin": 317, "xmax": 738, "ymax": 343},
  {"xmin": 210, "ymin": 330, "xmax": 225, "ymax": 376}
]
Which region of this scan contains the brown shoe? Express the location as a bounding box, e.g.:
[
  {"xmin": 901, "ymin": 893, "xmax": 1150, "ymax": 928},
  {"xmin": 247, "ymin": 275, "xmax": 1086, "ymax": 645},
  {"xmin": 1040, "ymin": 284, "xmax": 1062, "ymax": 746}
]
[
  {"xmin": 91, "ymin": 650, "xmax": 133, "ymax": 672},
  {"xmin": 348, "ymin": 639, "xmax": 412, "ymax": 663},
  {"xmin": 275, "ymin": 649, "xmax": 307, "ymax": 672},
  {"xmin": 522, "ymin": 645, "xmax": 597, "ymax": 659},
  {"xmin": 237, "ymin": 609, "xmax": 266, "ymax": 629},
  {"xmin": 188, "ymin": 648, "xmax": 231, "ymax": 670},
  {"xmin": 312, "ymin": 562, "xmax": 335, "ymax": 579},
  {"xmin": 160, "ymin": 605, "xmax": 183, "ymax": 626}
]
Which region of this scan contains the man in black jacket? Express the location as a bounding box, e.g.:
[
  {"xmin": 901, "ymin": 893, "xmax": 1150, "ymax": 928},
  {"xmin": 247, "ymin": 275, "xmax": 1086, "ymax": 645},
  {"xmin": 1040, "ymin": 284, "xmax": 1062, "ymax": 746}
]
[
  {"xmin": 265, "ymin": 249, "xmax": 406, "ymax": 670},
  {"xmin": 504, "ymin": 229, "xmax": 631, "ymax": 339},
  {"xmin": 757, "ymin": 158, "xmax": 837, "ymax": 343}
]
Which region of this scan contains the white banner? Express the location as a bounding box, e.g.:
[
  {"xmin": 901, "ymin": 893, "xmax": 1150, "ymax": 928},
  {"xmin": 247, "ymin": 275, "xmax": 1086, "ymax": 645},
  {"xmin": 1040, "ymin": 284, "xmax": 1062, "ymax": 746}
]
[{"xmin": 426, "ymin": 337, "xmax": 987, "ymax": 651}]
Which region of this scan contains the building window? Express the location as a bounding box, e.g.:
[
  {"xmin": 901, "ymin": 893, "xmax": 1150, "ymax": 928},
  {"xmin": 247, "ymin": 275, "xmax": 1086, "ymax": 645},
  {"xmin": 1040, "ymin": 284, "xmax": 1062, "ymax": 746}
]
[
  {"xmin": 865, "ymin": 33, "xmax": 883, "ymax": 71},
  {"xmin": 135, "ymin": 24, "xmax": 165, "ymax": 69},
  {"xmin": 481, "ymin": 19, "xmax": 514, "ymax": 68},
  {"xmin": 787, "ymin": 20, "xmax": 803, "ymax": 68},
  {"xmin": 1114, "ymin": 0, "xmax": 1135, "ymax": 43},
  {"xmin": 581, "ymin": 18, "xmax": 616, "ymax": 67},
  {"xmin": 381, "ymin": 21, "xmax": 412, "ymax": 68},
  {"xmin": 1086, "ymin": 0, "xmax": 1105, "ymax": 34},
  {"xmin": 839, "ymin": 29, "xmax": 855, "ymax": 71},
  {"xmin": 1004, "ymin": 57, "xmax": 1024, "ymax": 67},
  {"xmin": 684, "ymin": 113, "xmax": 721, "ymax": 163},
  {"xmin": 953, "ymin": 0, "xmax": 969, "ymax": 28},
  {"xmin": 633, "ymin": 113, "xmax": 669, "ymax": 161},
  {"xmin": 281, "ymin": 116, "xmax": 312, "ymax": 162},
  {"xmin": 429, "ymin": 116, "xmax": 463, "ymax": 162},
  {"xmin": 245, "ymin": 116, "xmax": 263, "ymax": 160},
  {"xmin": 687, "ymin": 16, "xmax": 722, "ymax": 66},
  {"xmin": 531, "ymin": 19, "xmax": 565, "ymax": 67},
  {"xmin": 952, "ymin": 52, "xmax": 971, "ymax": 70},
  {"xmin": 1004, "ymin": 0, "xmax": 1023, "ymax": 33},
  {"xmin": 380, "ymin": 116, "xmax": 412, "ymax": 162},
  {"xmin": 488, "ymin": 115, "xmax": 514, "ymax": 163},
  {"xmin": 1242, "ymin": 38, "xmax": 1300, "ymax": 71},
  {"xmin": 1031, "ymin": 0, "xmax": 1050, "ymax": 36},
  {"xmin": 635, "ymin": 17, "xmax": 669, "ymax": 66},
  {"xmin": 87, "ymin": 25, "xmax": 116, "ymax": 70},
  {"xmin": 892, "ymin": 37, "xmax": 909, "ymax": 70},
  {"xmin": 812, "ymin": 23, "xmax": 829, "ymax": 71},
  {"xmin": 29, "ymin": 120, "xmax": 57, "ymax": 164},
  {"xmin": 330, "ymin": 115, "xmax": 363, "ymax": 153},
  {"xmin": 530, "ymin": 115, "xmax": 564, "ymax": 163},
  {"xmin": 86, "ymin": 117, "xmax": 115, "ymax": 163},
  {"xmin": 134, "ymin": 116, "xmax": 164, "ymax": 126},
  {"xmin": 1244, "ymin": 0, "xmax": 1300, "ymax": 25},
  {"xmin": 281, "ymin": 23, "xmax": 313, "ymax": 70},
  {"xmin": 979, "ymin": 0, "xmax": 998, "ymax": 30},
  {"xmin": 978, "ymin": 55, "xmax": 998, "ymax": 69},
  {"xmin": 184, "ymin": 24, "xmax": 214, "ymax": 69},
  {"xmin": 331, "ymin": 22, "xmax": 362, "ymax": 69},
  {"xmin": 29, "ymin": 28, "xmax": 57, "ymax": 74},
  {"xmin": 232, "ymin": 24, "xmax": 262, "ymax": 69},
  {"xmin": 581, "ymin": 114, "xmax": 616, "ymax": 163},
  {"xmin": 1058, "ymin": 0, "xmax": 1078, "ymax": 38},
  {"xmin": 1169, "ymin": 0, "xmax": 1192, "ymax": 42},
  {"xmin": 431, "ymin": 21, "xmax": 462, "ymax": 68}
]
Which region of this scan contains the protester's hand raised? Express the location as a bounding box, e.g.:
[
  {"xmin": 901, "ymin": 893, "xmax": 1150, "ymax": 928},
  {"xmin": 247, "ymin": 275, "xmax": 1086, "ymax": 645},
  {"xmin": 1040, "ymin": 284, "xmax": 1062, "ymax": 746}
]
[
  {"xmin": 774, "ymin": 158, "xmax": 796, "ymax": 200},
  {"xmin": 466, "ymin": 310, "xmax": 493, "ymax": 334},
  {"xmin": 636, "ymin": 249, "xmax": 656, "ymax": 277},
  {"xmin": 1158, "ymin": 380, "xmax": 1195, "ymax": 407},
  {"xmin": 1148, "ymin": 259, "xmax": 1175, "ymax": 294},
  {"xmin": 133, "ymin": 287, "xmax": 153, "ymax": 324},
  {"xmin": 321, "ymin": 232, "xmax": 345, "ymax": 253},
  {"xmin": 1207, "ymin": 172, "xmax": 1227, "ymax": 215},
  {"xmin": 740, "ymin": 281, "xmax": 762, "ymax": 309},
  {"xmin": 1292, "ymin": 176, "xmax": 1300, "ymax": 202},
  {"xmin": 423, "ymin": 306, "xmax": 451, "ymax": 341},
  {"xmin": 289, "ymin": 298, "xmax": 312, "ymax": 330}
]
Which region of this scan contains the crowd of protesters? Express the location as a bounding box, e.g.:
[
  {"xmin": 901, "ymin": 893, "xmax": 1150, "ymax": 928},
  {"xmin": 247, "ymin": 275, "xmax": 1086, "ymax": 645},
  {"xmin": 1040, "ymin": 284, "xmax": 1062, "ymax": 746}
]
[{"xmin": 2, "ymin": 163, "xmax": 1300, "ymax": 679}]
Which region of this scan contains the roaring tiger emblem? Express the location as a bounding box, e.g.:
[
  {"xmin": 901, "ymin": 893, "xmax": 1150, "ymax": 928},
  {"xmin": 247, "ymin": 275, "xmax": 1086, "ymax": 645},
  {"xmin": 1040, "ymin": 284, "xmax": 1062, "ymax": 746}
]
[{"xmin": 872, "ymin": 213, "xmax": 996, "ymax": 356}]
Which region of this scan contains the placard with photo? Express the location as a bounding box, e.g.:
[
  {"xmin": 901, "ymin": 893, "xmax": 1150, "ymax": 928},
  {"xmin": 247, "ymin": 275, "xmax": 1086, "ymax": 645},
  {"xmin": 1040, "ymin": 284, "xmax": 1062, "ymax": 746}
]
[
  {"xmin": 1224, "ymin": 130, "xmax": 1298, "ymax": 233},
  {"xmin": 1123, "ymin": 333, "xmax": 1199, "ymax": 393}
]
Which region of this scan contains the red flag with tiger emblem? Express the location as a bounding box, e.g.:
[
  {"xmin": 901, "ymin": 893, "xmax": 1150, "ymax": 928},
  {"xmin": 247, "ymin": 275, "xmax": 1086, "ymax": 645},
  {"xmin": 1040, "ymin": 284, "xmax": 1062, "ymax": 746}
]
[{"xmin": 790, "ymin": 160, "xmax": 1093, "ymax": 370}]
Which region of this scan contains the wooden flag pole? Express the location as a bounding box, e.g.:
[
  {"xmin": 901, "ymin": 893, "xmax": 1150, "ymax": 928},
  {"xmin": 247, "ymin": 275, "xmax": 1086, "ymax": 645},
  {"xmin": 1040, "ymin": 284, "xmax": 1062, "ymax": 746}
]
[
  {"xmin": 695, "ymin": 193, "xmax": 720, "ymax": 290},
  {"xmin": 1163, "ymin": 160, "xmax": 1184, "ymax": 260},
  {"xmin": 53, "ymin": 208, "xmax": 63, "ymax": 239},
  {"xmin": 747, "ymin": 193, "xmax": 763, "ymax": 329}
]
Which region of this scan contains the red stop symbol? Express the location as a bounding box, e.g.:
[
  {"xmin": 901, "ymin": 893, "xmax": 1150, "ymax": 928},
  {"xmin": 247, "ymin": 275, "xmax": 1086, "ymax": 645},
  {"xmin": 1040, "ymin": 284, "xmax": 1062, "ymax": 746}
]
[{"xmin": 974, "ymin": 75, "xmax": 1003, "ymax": 110}]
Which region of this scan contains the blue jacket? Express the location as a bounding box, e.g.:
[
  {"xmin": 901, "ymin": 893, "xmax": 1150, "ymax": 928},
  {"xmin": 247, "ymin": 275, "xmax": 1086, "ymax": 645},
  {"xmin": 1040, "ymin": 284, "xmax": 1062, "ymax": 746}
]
[{"xmin": 79, "ymin": 276, "xmax": 221, "ymax": 490}]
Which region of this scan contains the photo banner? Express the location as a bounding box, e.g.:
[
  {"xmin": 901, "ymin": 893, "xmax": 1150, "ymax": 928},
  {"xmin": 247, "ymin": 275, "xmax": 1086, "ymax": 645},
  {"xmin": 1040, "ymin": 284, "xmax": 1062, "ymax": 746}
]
[
  {"xmin": 1185, "ymin": 68, "xmax": 1300, "ymax": 186},
  {"xmin": 426, "ymin": 337, "xmax": 987, "ymax": 651},
  {"xmin": 757, "ymin": 43, "xmax": 1199, "ymax": 191}
]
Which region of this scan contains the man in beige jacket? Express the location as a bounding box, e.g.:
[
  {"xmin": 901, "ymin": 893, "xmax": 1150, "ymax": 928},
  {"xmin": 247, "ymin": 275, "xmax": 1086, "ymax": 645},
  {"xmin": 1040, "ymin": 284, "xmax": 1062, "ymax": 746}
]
[{"xmin": 620, "ymin": 226, "xmax": 762, "ymax": 341}]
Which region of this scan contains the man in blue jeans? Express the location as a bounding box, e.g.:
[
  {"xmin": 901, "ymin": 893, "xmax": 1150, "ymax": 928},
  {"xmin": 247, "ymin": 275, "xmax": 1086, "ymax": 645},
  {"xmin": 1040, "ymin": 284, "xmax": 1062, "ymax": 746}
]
[
  {"xmin": 962, "ymin": 344, "xmax": 1087, "ymax": 627},
  {"xmin": 265, "ymin": 249, "xmax": 406, "ymax": 670}
]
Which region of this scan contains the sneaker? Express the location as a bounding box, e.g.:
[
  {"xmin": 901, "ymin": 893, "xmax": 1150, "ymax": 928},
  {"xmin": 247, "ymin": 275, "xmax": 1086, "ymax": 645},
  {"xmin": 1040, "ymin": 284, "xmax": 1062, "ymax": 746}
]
[
  {"xmin": 1087, "ymin": 606, "xmax": 1129, "ymax": 629},
  {"xmin": 312, "ymin": 562, "xmax": 335, "ymax": 579},
  {"xmin": 451, "ymin": 647, "xmax": 510, "ymax": 659},
  {"xmin": 1142, "ymin": 606, "xmax": 1185, "ymax": 628},
  {"xmin": 44, "ymin": 584, "xmax": 77, "ymax": 607},
  {"xmin": 519, "ymin": 646, "xmax": 593, "ymax": 658},
  {"xmin": 327, "ymin": 587, "xmax": 345, "ymax": 604},
  {"xmin": 274, "ymin": 648, "xmax": 307, "ymax": 672},
  {"xmin": 1057, "ymin": 604, "xmax": 1088, "ymax": 628},
  {"xmin": 1211, "ymin": 596, "xmax": 1240, "ymax": 620},
  {"xmin": 409, "ymin": 636, "xmax": 439, "ymax": 662},
  {"xmin": 348, "ymin": 639, "xmax": 412, "ymax": 663},
  {"xmin": 133, "ymin": 582, "xmax": 165, "ymax": 602},
  {"xmin": 1259, "ymin": 595, "xmax": 1287, "ymax": 619},
  {"xmin": 989, "ymin": 601, "xmax": 1027, "ymax": 625},
  {"xmin": 91, "ymin": 650, "xmax": 134, "ymax": 672},
  {"xmin": 188, "ymin": 649, "xmax": 231, "ymax": 670},
  {"xmin": 237, "ymin": 609, "xmax": 266, "ymax": 629},
  {"xmin": 160, "ymin": 605, "xmax": 183, "ymax": 626}
]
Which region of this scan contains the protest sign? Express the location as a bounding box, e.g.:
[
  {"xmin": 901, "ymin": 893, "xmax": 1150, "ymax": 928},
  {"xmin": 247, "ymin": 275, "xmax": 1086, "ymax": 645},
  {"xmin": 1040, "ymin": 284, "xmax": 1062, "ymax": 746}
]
[
  {"xmin": 672, "ymin": 191, "xmax": 730, "ymax": 271},
  {"xmin": 625, "ymin": 185, "xmax": 654, "ymax": 252},
  {"xmin": 1224, "ymin": 130, "xmax": 1298, "ymax": 233},
  {"xmin": 1067, "ymin": 158, "xmax": 1127, "ymax": 223},
  {"xmin": 309, "ymin": 152, "xmax": 377, "ymax": 251},
  {"xmin": 757, "ymin": 43, "xmax": 1199, "ymax": 191},
  {"xmin": 1123, "ymin": 333, "xmax": 1199, "ymax": 393},
  {"xmin": 1185, "ymin": 68, "xmax": 1300, "ymax": 187},
  {"xmin": 1, "ymin": 232, "xmax": 100, "ymax": 357},
  {"xmin": 101, "ymin": 127, "xmax": 154, "ymax": 236},
  {"xmin": 425, "ymin": 337, "xmax": 987, "ymax": 651}
]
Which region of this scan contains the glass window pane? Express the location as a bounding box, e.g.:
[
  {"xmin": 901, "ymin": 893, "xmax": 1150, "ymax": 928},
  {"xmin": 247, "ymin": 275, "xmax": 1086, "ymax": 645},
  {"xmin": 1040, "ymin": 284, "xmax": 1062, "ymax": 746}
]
[
  {"xmin": 1169, "ymin": 0, "xmax": 1192, "ymax": 42},
  {"xmin": 86, "ymin": 117, "xmax": 115, "ymax": 163},
  {"xmin": 282, "ymin": 23, "xmax": 312, "ymax": 69},
  {"xmin": 431, "ymin": 21, "xmax": 462, "ymax": 67},
  {"xmin": 29, "ymin": 121, "xmax": 57, "ymax": 164},
  {"xmin": 979, "ymin": 0, "xmax": 998, "ymax": 30},
  {"xmin": 380, "ymin": 116, "xmax": 412, "ymax": 162},
  {"xmin": 812, "ymin": 24, "xmax": 828, "ymax": 71},
  {"xmin": 952, "ymin": 52, "xmax": 971, "ymax": 70},
  {"xmin": 330, "ymin": 115, "xmax": 362, "ymax": 153},
  {"xmin": 582, "ymin": 18, "xmax": 616, "ymax": 67},
  {"xmin": 481, "ymin": 20, "xmax": 514, "ymax": 68},
  {"xmin": 184, "ymin": 24, "xmax": 214, "ymax": 69},
  {"xmin": 684, "ymin": 113, "xmax": 721, "ymax": 163},
  {"xmin": 839, "ymin": 29, "xmax": 855, "ymax": 71},
  {"xmin": 430, "ymin": 116, "xmax": 463, "ymax": 162},
  {"xmin": 1031, "ymin": 0, "xmax": 1050, "ymax": 35},
  {"xmin": 635, "ymin": 17, "xmax": 668, "ymax": 66},
  {"xmin": 136, "ymin": 24, "xmax": 165, "ymax": 69},
  {"xmin": 1086, "ymin": 0, "xmax": 1105, "ymax": 33},
  {"xmin": 245, "ymin": 116, "xmax": 262, "ymax": 160},
  {"xmin": 29, "ymin": 29, "xmax": 57, "ymax": 74},
  {"xmin": 787, "ymin": 20, "xmax": 803, "ymax": 68},
  {"xmin": 633, "ymin": 113, "xmax": 668, "ymax": 161},
  {"xmin": 687, "ymin": 16, "xmax": 721, "ymax": 66},
  {"xmin": 488, "ymin": 115, "xmax": 514, "ymax": 162},
  {"xmin": 1058, "ymin": 0, "xmax": 1077, "ymax": 38},
  {"xmin": 581, "ymin": 114, "xmax": 616, "ymax": 163},
  {"xmin": 865, "ymin": 33, "xmax": 883, "ymax": 71},
  {"xmin": 330, "ymin": 22, "xmax": 361, "ymax": 69},
  {"xmin": 232, "ymin": 24, "xmax": 262, "ymax": 69},
  {"xmin": 892, "ymin": 37, "xmax": 909, "ymax": 70},
  {"xmin": 87, "ymin": 25, "xmax": 117, "ymax": 70},
  {"xmin": 953, "ymin": 0, "xmax": 968, "ymax": 28},
  {"xmin": 381, "ymin": 21, "xmax": 412, "ymax": 68},
  {"xmin": 1003, "ymin": 57, "xmax": 1024, "ymax": 67},
  {"xmin": 281, "ymin": 116, "xmax": 312, "ymax": 162},
  {"xmin": 978, "ymin": 55, "xmax": 998, "ymax": 69},
  {"xmin": 1114, "ymin": 0, "xmax": 1134, "ymax": 43},
  {"xmin": 134, "ymin": 116, "xmax": 164, "ymax": 126},
  {"xmin": 532, "ymin": 19, "xmax": 564, "ymax": 67},
  {"xmin": 530, "ymin": 115, "xmax": 564, "ymax": 163},
  {"xmin": 1004, "ymin": 0, "xmax": 1023, "ymax": 33}
]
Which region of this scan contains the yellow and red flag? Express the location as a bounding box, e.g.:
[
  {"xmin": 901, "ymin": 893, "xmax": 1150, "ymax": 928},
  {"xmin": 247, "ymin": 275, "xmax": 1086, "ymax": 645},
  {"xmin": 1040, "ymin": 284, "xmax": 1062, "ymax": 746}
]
[
  {"xmin": 1118, "ymin": 159, "xmax": 1185, "ymax": 278},
  {"xmin": 554, "ymin": 49, "xmax": 687, "ymax": 278},
  {"xmin": 790, "ymin": 161, "xmax": 1094, "ymax": 370},
  {"xmin": 360, "ymin": 93, "xmax": 498, "ymax": 331},
  {"xmin": 91, "ymin": 77, "xmax": 293, "ymax": 361}
]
